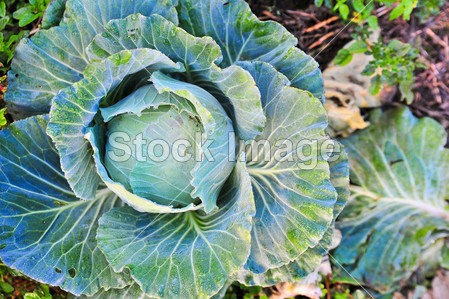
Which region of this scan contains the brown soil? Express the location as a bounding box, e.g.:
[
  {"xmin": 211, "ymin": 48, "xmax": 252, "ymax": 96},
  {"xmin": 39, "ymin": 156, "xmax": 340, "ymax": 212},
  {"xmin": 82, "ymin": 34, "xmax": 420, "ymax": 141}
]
[{"xmin": 249, "ymin": 0, "xmax": 352, "ymax": 69}]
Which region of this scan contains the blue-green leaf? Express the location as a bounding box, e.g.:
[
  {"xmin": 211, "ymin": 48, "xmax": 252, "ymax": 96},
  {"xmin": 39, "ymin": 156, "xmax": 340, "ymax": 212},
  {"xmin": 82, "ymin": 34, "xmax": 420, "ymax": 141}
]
[
  {"xmin": 47, "ymin": 49, "xmax": 183, "ymax": 201},
  {"xmin": 234, "ymin": 143, "xmax": 349, "ymax": 286},
  {"xmin": 234, "ymin": 230, "xmax": 330, "ymax": 286},
  {"xmin": 270, "ymin": 47, "xmax": 324, "ymax": 101},
  {"xmin": 238, "ymin": 61, "xmax": 337, "ymax": 273},
  {"xmin": 87, "ymin": 14, "xmax": 265, "ymax": 141},
  {"xmin": 6, "ymin": 0, "xmax": 178, "ymax": 116},
  {"xmin": 96, "ymin": 153, "xmax": 255, "ymax": 298},
  {"xmin": 177, "ymin": 0, "xmax": 324, "ymax": 100},
  {"xmin": 0, "ymin": 115, "xmax": 131, "ymax": 296},
  {"xmin": 327, "ymin": 144, "xmax": 350, "ymax": 218},
  {"xmin": 86, "ymin": 14, "xmax": 220, "ymax": 72},
  {"xmin": 178, "ymin": 0, "xmax": 295, "ymax": 66},
  {"xmin": 41, "ymin": 0, "xmax": 67, "ymax": 29},
  {"xmin": 7, "ymin": 26, "xmax": 87, "ymax": 116},
  {"xmin": 335, "ymin": 107, "xmax": 449, "ymax": 294}
]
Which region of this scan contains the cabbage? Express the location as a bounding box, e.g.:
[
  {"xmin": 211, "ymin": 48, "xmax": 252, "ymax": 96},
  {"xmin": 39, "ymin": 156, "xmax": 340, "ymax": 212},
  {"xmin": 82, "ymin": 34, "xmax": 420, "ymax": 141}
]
[{"xmin": 0, "ymin": 0, "xmax": 348, "ymax": 297}]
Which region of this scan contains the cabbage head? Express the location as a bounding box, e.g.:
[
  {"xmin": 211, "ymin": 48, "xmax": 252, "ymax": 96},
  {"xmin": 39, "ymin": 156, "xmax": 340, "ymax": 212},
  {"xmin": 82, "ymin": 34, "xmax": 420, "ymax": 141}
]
[{"xmin": 0, "ymin": 0, "xmax": 349, "ymax": 298}]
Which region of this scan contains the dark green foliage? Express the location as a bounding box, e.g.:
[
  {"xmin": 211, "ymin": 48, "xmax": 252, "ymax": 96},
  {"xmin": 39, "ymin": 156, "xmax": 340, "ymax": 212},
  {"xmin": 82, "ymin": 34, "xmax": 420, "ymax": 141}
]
[
  {"xmin": 12, "ymin": 0, "xmax": 50, "ymax": 26},
  {"xmin": 0, "ymin": 0, "xmax": 50, "ymax": 73}
]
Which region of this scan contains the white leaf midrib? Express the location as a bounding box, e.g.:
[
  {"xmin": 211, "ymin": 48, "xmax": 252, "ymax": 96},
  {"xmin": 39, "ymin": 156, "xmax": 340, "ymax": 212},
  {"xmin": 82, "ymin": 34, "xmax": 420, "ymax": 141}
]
[{"xmin": 350, "ymin": 185, "xmax": 449, "ymax": 222}]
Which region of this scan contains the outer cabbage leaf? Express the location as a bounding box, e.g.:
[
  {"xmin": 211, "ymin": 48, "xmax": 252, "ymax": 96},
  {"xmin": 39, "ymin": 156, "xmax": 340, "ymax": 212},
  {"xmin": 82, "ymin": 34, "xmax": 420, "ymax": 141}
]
[
  {"xmin": 210, "ymin": 280, "xmax": 236, "ymax": 299},
  {"xmin": 234, "ymin": 231, "xmax": 330, "ymax": 287},
  {"xmin": 96, "ymin": 153, "xmax": 255, "ymax": 298},
  {"xmin": 237, "ymin": 61, "xmax": 337, "ymax": 273},
  {"xmin": 42, "ymin": 0, "xmax": 67, "ymax": 29},
  {"xmin": 176, "ymin": 0, "xmax": 324, "ymax": 100},
  {"xmin": 335, "ymin": 107, "xmax": 449, "ymax": 293},
  {"xmin": 6, "ymin": 0, "xmax": 178, "ymax": 116},
  {"xmin": 87, "ymin": 14, "xmax": 265, "ymax": 141},
  {"xmin": 0, "ymin": 115, "xmax": 131, "ymax": 296},
  {"xmin": 46, "ymin": 49, "xmax": 183, "ymax": 201},
  {"xmin": 234, "ymin": 145, "xmax": 349, "ymax": 286}
]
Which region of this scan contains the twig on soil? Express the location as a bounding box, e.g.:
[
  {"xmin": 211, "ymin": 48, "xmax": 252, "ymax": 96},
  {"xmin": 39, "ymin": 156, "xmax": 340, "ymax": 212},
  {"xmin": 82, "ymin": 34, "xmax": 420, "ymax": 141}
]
[
  {"xmin": 425, "ymin": 28, "xmax": 449, "ymax": 50},
  {"xmin": 308, "ymin": 30, "xmax": 338, "ymax": 49},
  {"xmin": 375, "ymin": 6, "xmax": 392, "ymax": 18},
  {"xmin": 286, "ymin": 9, "xmax": 321, "ymax": 23},
  {"xmin": 261, "ymin": 10, "xmax": 282, "ymax": 21},
  {"xmin": 29, "ymin": 17, "xmax": 42, "ymax": 36},
  {"xmin": 325, "ymin": 275, "xmax": 331, "ymax": 299},
  {"xmin": 304, "ymin": 16, "xmax": 340, "ymax": 33}
]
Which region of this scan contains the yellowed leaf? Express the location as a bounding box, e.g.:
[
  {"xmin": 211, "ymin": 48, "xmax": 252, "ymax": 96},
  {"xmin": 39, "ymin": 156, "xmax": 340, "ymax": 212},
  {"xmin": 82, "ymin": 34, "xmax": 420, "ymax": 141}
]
[{"xmin": 325, "ymin": 101, "xmax": 369, "ymax": 137}]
